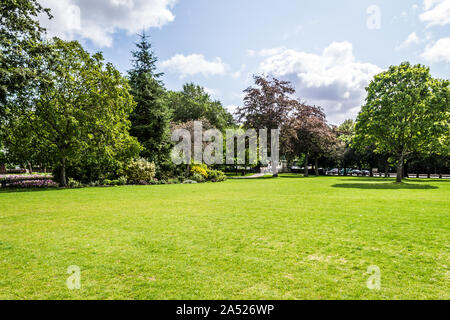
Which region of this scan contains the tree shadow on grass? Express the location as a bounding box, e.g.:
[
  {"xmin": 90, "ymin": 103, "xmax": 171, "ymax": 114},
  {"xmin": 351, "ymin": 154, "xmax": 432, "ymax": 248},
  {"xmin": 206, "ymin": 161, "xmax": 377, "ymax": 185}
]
[
  {"xmin": 331, "ymin": 182, "xmax": 438, "ymax": 190},
  {"xmin": 337, "ymin": 177, "xmax": 394, "ymax": 182},
  {"xmin": 337, "ymin": 177, "xmax": 449, "ymax": 183}
]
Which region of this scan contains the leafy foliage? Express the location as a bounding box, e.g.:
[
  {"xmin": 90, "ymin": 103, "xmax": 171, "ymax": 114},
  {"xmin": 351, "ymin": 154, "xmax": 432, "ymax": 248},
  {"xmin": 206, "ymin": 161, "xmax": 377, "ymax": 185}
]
[
  {"xmin": 5, "ymin": 38, "xmax": 141, "ymax": 186},
  {"xmin": 167, "ymin": 83, "xmax": 234, "ymax": 131},
  {"xmin": 125, "ymin": 158, "xmax": 156, "ymax": 183},
  {"xmin": 237, "ymin": 75, "xmax": 300, "ymax": 176},
  {"xmin": 354, "ymin": 62, "xmax": 450, "ymax": 182},
  {"xmin": 206, "ymin": 169, "xmax": 227, "ymax": 182},
  {"xmin": 0, "ymin": 0, "xmax": 51, "ymax": 110},
  {"xmin": 284, "ymin": 103, "xmax": 341, "ymax": 176},
  {"xmin": 237, "ymin": 75, "xmax": 297, "ymax": 130},
  {"xmin": 128, "ymin": 33, "xmax": 172, "ymax": 168},
  {"xmin": 190, "ymin": 172, "xmax": 206, "ymax": 183},
  {"xmin": 190, "ymin": 164, "xmax": 208, "ymax": 178}
]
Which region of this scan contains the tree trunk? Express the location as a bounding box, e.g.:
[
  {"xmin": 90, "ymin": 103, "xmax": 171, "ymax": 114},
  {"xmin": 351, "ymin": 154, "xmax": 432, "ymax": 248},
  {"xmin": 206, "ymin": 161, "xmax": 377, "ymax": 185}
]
[
  {"xmin": 27, "ymin": 162, "xmax": 33, "ymax": 174},
  {"xmin": 314, "ymin": 158, "xmax": 319, "ymax": 176},
  {"xmin": 304, "ymin": 153, "xmax": 309, "ymax": 177},
  {"xmin": 60, "ymin": 157, "xmax": 67, "ymax": 187},
  {"xmin": 384, "ymin": 162, "xmax": 388, "ymax": 178},
  {"xmin": 396, "ymin": 154, "xmax": 404, "ymax": 183}
]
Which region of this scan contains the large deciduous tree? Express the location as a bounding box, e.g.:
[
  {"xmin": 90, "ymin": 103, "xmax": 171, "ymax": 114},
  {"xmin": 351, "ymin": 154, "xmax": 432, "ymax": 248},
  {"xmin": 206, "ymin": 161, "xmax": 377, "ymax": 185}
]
[
  {"xmin": 0, "ymin": 0, "xmax": 51, "ymax": 111},
  {"xmin": 167, "ymin": 83, "xmax": 234, "ymax": 132},
  {"xmin": 355, "ymin": 62, "xmax": 449, "ymax": 183},
  {"xmin": 236, "ymin": 75, "xmax": 298, "ymax": 176},
  {"xmin": 128, "ymin": 33, "xmax": 172, "ymax": 169},
  {"xmin": 284, "ymin": 103, "xmax": 339, "ymax": 176},
  {"xmin": 7, "ymin": 38, "xmax": 140, "ymax": 186}
]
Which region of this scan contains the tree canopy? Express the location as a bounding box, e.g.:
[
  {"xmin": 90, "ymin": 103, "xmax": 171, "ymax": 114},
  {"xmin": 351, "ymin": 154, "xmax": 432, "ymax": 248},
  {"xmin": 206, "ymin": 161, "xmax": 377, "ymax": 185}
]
[
  {"xmin": 128, "ymin": 33, "xmax": 172, "ymax": 169},
  {"xmin": 354, "ymin": 62, "xmax": 450, "ymax": 182},
  {"xmin": 0, "ymin": 0, "xmax": 51, "ymax": 109},
  {"xmin": 167, "ymin": 83, "xmax": 234, "ymax": 131},
  {"xmin": 3, "ymin": 38, "xmax": 140, "ymax": 186},
  {"xmin": 284, "ymin": 103, "xmax": 340, "ymax": 176}
]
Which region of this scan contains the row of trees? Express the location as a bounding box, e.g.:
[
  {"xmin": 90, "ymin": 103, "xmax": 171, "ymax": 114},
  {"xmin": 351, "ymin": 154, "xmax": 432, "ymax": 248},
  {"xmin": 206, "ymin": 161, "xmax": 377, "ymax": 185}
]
[
  {"xmin": 1, "ymin": 1, "xmax": 448, "ymax": 186},
  {"xmin": 235, "ymin": 65, "xmax": 449, "ymax": 183},
  {"xmin": 0, "ymin": 0, "xmax": 235, "ymax": 186}
]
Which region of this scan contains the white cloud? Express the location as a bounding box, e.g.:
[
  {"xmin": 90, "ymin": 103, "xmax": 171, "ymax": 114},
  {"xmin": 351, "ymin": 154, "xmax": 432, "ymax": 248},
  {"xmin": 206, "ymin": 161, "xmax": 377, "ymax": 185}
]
[
  {"xmin": 246, "ymin": 48, "xmax": 288, "ymax": 58},
  {"xmin": 204, "ymin": 87, "xmax": 220, "ymax": 98},
  {"xmin": 421, "ymin": 37, "xmax": 450, "ymax": 62},
  {"xmin": 225, "ymin": 104, "xmax": 238, "ymax": 114},
  {"xmin": 396, "ymin": 32, "xmax": 421, "ymax": 50},
  {"xmin": 420, "ymin": 0, "xmax": 450, "ymax": 26},
  {"xmin": 259, "ymin": 42, "xmax": 383, "ymax": 124},
  {"xmin": 259, "ymin": 47, "xmax": 286, "ymax": 57},
  {"xmin": 39, "ymin": 0, "xmax": 176, "ymax": 47},
  {"xmin": 160, "ymin": 54, "xmax": 227, "ymax": 78},
  {"xmin": 246, "ymin": 49, "xmax": 256, "ymax": 57},
  {"xmin": 231, "ymin": 71, "xmax": 241, "ymax": 79},
  {"xmin": 231, "ymin": 64, "xmax": 246, "ymax": 79}
]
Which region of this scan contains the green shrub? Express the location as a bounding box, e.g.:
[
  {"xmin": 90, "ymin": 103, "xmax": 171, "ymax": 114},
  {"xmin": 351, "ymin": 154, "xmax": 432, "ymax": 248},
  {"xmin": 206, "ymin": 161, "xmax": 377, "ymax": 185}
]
[
  {"xmin": 68, "ymin": 178, "xmax": 83, "ymax": 188},
  {"xmin": 168, "ymin": 178, "xmax": 180, "ymax": 184},
  {"xmin": 191, "ymin": 172, "xmax": 205, "ymax": 183},
  {"xmin": 88, "ymin": 181, "xmax": 101, "ymax": 187},
  {"xmin": 117, "ymin": 176, "xmax": 127, "ymax": 186},
  {"xmin": 125, "ymin": 159, "xmax": 156, "ymax": 184},
  {"xmin": 207, "ymin": 169, "xmax": 227, "ymax": 182},
  {"xmin": 191, "ymin": 164, "xmax": 208, "ymax": 179},
  {"xmin": 102, "ymin": 179, "xmax": 112, "ymax": 186}
]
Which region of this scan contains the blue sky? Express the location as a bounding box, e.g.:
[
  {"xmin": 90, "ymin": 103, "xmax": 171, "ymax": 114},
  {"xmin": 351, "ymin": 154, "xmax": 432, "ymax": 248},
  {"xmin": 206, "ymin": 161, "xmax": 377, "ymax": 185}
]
[{"xmin": 39, "ymin": 0, "xmax": 450, "ymax": 124}]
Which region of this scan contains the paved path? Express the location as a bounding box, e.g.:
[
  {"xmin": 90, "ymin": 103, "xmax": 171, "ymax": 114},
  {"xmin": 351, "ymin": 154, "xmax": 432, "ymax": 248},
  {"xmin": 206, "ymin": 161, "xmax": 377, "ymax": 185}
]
[
  {"xmin": 230, "ymin": 173, "xmax": 270, "ymax": 179},
  {"xmin": 247, "ymin": 173, "xmax": 267, "ymax": 178}
]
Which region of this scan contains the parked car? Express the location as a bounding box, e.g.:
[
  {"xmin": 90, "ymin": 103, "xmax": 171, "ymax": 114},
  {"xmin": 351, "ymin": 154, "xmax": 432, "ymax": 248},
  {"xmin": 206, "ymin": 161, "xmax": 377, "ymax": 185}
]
[
  {"xmin": 361, "ymin": 170, "xmax": 371, "ymax": 176},
  {"xmin": 350, "ymin": 169, "xmax": 362, "ymax": 175},
  {"xmin": 339, "ymin": 168, "xmax": 352, "ymax": 175},
  {"xmin": 291, "ymin": 166, "xmax": 302, "ymax": 173},
  {"xmin": 326, "ymin": 168, "xmax": 339, "ymax": 175}
]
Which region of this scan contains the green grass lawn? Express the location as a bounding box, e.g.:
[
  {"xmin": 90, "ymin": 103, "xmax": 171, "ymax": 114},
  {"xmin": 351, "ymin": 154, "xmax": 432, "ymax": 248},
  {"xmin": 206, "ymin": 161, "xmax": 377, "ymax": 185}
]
[{"xmin": 0, "ymin": 175, "xmax": 448, "ymax": 299}]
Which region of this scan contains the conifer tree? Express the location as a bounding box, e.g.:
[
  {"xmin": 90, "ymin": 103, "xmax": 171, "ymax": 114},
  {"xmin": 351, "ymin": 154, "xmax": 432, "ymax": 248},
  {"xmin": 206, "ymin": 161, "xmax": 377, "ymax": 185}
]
[{"xmin": 128, "ymin": 33, "xmax": 172, "ymax": 168}]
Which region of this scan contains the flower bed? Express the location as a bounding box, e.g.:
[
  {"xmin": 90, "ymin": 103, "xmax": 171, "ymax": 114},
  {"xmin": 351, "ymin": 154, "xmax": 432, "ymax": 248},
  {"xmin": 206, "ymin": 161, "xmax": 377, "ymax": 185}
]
[
  {"xmin": 8, "ymin": 180, "xmax": 58, "ymax": 188},
  {"xmin": 0, "ymin": 175, "xmax": 57, "ymax": 188}
]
